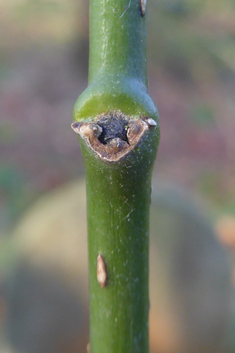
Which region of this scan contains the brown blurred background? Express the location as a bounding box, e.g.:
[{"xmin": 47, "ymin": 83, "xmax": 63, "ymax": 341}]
[{"xmin": 1, "ymin": 0, "xmax": 235, "ymax": 352}]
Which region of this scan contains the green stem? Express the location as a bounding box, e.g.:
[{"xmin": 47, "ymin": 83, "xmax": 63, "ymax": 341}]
[
  {"xmin": 72, "ymin": 1, "xmax": 160, "ymax": 352},
  {"xmin": 73, "ymin": 0, "xmax": 157, "ymax": 121},
  {"xmin": 89, "ymin": 0, "xmax": 148, "ymax": 86},
  {"xmin": 80, "ymin": 126, "xmax": 157, "ymax": 353}
]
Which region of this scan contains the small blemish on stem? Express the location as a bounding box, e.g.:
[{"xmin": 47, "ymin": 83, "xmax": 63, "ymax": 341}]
[
  {"xmin": 87, "ymin": 342, "xmax": 90, "ymax": 353},
  {"xmin": 120, "ymin": 0, "xmax": 132, "ymax": 18},
  {"xmin": 97, "ymin": 254, "xmax": 108, "ymax": 288},
  {"xmin": 140, "ymin": 0, "xmax": 147, "ymax": 16},
  {"xmin": 146, "ymin": 117, "xmax": 157, "ymax": 127}
]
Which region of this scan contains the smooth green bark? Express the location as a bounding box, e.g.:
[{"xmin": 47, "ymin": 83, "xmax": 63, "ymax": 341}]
[
  {"xmin": 73, "ymin": 0, "xmax": 157, "ymax": 121},
  {"xmin": 80, "ymin": 141, "xmax": 155, "ymax": 353},
  {"xmin": 73, "ymin": 0, "xmax": 160, "ymax": 352},
  {"xmin": 88, "ymin": 0, "xmax": 148, "ymax": 85}
]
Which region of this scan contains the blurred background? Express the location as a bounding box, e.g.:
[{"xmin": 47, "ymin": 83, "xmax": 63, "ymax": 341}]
[{"xmin": 1, "ymin": 0, "xmax": 235, "ymax": 352}]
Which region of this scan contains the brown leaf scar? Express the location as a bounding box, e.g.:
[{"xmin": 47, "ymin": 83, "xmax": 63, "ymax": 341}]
[
  {"xmin": 97, "ymin": 254, "xmax": 108, "ymax": 288},
  {"xmin": 71, "ymin": 111, "xmax": 156, "ymax": 162}
]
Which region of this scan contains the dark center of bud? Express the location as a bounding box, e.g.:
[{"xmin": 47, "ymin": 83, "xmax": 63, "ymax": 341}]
[{"xmin": 97, "ymin": 115, "xmax": 129, "ymax": 145}]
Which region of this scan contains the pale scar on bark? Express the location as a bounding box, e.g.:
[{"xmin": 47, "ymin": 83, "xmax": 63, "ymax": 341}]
[
  {"xmin": 97, "ymin": 254, "xmax": 108, "ymax": 288},
  {"xmin": 71, "ymin": 111, "xmax": 157, "ymax": 162},
  {"xmin": 140, "ymin": 0, "xmax": 147, "ymax": 16},
  {"xmin": 87, "ymin": 342, "xmax": 90, "ymax": 353}
]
